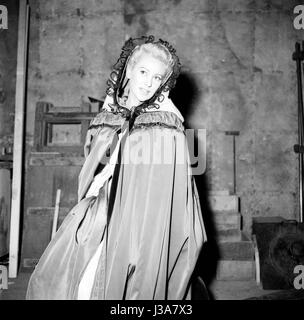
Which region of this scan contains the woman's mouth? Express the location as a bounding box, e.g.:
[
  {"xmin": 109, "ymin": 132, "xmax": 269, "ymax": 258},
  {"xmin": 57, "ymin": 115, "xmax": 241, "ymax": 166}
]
[{"xmin": 139, "ymin": 88, "xmax": 150, "ymax": 95}]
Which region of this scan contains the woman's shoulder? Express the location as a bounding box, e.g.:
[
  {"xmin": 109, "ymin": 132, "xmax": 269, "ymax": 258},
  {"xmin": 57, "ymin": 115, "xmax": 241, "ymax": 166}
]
[
  {"xmin": 134, "ymin": 97, "xmax": 184, "ymax": 132},
  {"xmin": 89, "ymin": 95, "xmax": 185, "ymax": 132},
  {"xmin": 134, "ymin": 110, "xmax": 184, "ymax": 132},
  {"xmin": 88, "ymin": 95, "xmax": 123, "ymax": 128},
  {"xmin": 89, "ymin": 109, "xmax": 124, "ymax": 129},
  {"xmin": 89, "ymin": 108, "xmax": 184, "ymax": 132}
]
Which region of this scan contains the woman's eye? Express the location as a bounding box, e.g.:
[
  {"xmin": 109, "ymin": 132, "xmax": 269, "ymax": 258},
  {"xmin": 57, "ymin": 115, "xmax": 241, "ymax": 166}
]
[
  {"xmin": 154, "ymin": 76, "xmax": 162, "ymax": 81},
  {"xmin": 140, "ymin": 70, "xmax": 146, "ymax": 75}
]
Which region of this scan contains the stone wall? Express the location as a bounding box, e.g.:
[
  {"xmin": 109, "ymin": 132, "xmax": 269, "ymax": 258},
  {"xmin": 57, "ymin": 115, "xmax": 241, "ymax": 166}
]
[
  {"xmin": 0, "ymin": 0, "xmax": 18, "ymax": 152},
  {"xmin": 23, "ymin": 0, "xmax": 304, "ymax": 242}
]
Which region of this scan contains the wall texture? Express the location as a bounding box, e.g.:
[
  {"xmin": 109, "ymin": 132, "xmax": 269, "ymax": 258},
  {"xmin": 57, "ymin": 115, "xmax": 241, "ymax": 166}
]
[
  {"xmin": 23, "ymin": 0, "xmax": 304, "ymax": 243},
  {"xmin": 0, "ymin": 0, "xmax": 18, "ymax": 152}
]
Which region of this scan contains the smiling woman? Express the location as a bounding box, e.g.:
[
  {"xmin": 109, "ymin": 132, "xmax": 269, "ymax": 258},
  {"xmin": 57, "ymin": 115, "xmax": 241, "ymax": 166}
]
[
  {"xmin": 26, "ymin": 35, "xmax": 207, "ymax": 300},
  {"xmin": 127, "ymin": 54, "xmax": 166, "ymax": 105},
  {"xmin": 124, "ymin": 43, "xmax": 174, "ymax": 107}
]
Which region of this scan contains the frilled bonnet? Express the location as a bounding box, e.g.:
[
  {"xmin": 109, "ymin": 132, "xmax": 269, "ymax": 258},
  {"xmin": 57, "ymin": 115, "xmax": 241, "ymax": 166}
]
[{"xmin": 102, "ymin": 35, "xmax": 183, "ymax": 122}]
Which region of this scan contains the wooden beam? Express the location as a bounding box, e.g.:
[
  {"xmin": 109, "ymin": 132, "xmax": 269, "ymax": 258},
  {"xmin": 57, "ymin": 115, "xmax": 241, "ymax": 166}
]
[{"xmin": 9, "ymin": 0, "xmax": 29, "ymax": 278}]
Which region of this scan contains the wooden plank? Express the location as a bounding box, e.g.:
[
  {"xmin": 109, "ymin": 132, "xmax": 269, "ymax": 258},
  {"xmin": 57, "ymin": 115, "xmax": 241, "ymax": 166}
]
[
  {"xmin": 27, "ymin": 207, "xmax": 70, "ymax": 217},
  {"xmin": 34, "ymin": 102, "xmax": 50, "ymax": 151},
  {"xmin": 252, "ymin": 234, "xmax": 260, "ymax": 285},
  {"xmin": 0, "ymin": 265, "xmax": 8, "ymax": 290},
  {"xmin": 0, "ymin": 169, "xmax": 11, "ymax": 257},
  {"xmin": 29, "ymin": 153, "xmax": 84, "ymax": 166},
  {"xmin": 9, "ymin": 0, "xmax": 29, "ymax": 278}
]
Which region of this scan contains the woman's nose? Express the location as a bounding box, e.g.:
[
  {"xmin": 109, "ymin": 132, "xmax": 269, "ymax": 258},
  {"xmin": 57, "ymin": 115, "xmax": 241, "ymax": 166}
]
[{"xmin": 145, "ymin": 76, "xmax": 153, "ymax": 87}]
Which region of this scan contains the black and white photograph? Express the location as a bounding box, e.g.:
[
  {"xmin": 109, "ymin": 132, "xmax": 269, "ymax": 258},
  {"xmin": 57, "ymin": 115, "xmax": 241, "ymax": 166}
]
[{"xmin": 1, "ymin": 0, "xmax": 304, "ymax": 308}]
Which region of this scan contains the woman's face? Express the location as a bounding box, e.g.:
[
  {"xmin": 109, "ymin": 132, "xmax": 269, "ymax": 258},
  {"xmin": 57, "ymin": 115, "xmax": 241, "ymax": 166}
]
[{"xmin": 126, "ymin": 53, "xmax": 168, "ymax": 107}]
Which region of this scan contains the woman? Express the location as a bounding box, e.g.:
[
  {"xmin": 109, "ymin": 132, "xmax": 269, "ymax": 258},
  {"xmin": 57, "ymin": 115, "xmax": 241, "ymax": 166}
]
[{"xmin": 26, "ymin": 35, "xmax": 207, "ymax": 300}]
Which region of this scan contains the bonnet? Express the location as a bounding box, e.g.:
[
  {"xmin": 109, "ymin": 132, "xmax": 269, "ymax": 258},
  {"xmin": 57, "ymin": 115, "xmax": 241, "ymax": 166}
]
[{"xmin": 104, "ymin": 35, "xmax": 182, "ymax": 121}]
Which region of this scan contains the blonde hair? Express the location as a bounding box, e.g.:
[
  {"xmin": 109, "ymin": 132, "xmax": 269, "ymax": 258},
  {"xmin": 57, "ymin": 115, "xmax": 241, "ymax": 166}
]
[{"xmin": 127, "ymin": 43, "xmax": 174, "ymax": 79}]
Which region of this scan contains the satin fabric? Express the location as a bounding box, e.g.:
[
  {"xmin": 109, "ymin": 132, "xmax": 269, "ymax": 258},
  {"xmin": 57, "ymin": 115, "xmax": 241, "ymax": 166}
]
[{"xmin": 26, "ymin": 97, "xmax": 207, "ymax": 300}]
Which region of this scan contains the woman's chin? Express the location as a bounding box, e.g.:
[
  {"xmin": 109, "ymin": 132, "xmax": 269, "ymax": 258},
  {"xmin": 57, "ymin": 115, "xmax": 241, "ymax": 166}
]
[{"xmin": 138, "ymin": 94, "xmax": 154, "ymax": 103}]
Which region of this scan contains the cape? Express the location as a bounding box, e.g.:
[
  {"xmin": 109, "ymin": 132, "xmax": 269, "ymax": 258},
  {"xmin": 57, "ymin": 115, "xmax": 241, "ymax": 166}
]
[{"xmin": 26, "ymin": 96, "xmax": 207, "ymax": 300}]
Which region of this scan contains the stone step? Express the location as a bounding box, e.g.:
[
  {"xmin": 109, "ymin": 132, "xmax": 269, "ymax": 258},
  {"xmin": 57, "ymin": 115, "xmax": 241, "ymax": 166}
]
[
  {"xmin": 214, "ymin": 211, "xmax": 241, "ymax": 230},
  {"xmin": 209, "ymin": 195, "xmax": 239, "ymax": 212},
  {"xmin": 215, "ymin": 232, "xmax": 256, "ymax": 280},
  {"xmin": 209, "ymin": 190, "xmax": 230, "ymax": 196},
  {"xmin": 216, "ymin": 260, "xmax": 255, "ymax": 281},
  {"xmin": 218, "ymin": 240, "xmax": 255, "ymax": 261},
  {"xmin": 217, "ymin": 228, "xmax": 242, "ymax": 242}
]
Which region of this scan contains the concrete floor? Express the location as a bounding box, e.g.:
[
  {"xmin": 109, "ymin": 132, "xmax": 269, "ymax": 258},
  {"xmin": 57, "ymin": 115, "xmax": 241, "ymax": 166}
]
[
  {"xmin": 209, "ymin": 280, "xmax": 279, "ymax": 300},
  {"xmin": 0, "ymin": 271, "xmax": 31, "ymax": 300},
  {"xmin": 0, "ymin": 270, "xmax": 290, "ymax": 300}
]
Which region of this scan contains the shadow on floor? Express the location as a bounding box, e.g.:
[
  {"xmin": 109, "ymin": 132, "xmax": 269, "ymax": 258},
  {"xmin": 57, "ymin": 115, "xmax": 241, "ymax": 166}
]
[
  {"xmin": 2, "ymin": 271, "xmax": 304, "ymax": 300},
  {"xmin": 246, "ymin": 289, "xmax": 304, "ymax": 300}
]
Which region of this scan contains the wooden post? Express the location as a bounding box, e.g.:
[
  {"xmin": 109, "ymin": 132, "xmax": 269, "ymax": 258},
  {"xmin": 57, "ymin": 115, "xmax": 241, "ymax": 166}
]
[
  {"xmin": 9, "ymin": 0, "xmax": 30, "ymax": 278},
  {"xmin": 292, "ymin": 42, "xmax": 304, "ymax": 223},
  {"xmin": 252, "ymin": 235, "xmax": 260, "ymax": 285},
  {"xmin": 0, "ymin": 265, "xmax": 8, "ymax": 290}
]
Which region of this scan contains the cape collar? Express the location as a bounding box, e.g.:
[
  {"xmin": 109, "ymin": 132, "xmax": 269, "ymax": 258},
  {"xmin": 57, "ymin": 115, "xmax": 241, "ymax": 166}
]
[{"xmin": 102, "ymin": 94, "xmax": 184, "ymax": 123}]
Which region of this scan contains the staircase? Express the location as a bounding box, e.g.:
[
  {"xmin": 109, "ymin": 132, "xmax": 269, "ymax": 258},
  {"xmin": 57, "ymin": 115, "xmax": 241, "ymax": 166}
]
[{"xmin": 209, "ymin": 191, "xmax": 255, "ymax": 281}]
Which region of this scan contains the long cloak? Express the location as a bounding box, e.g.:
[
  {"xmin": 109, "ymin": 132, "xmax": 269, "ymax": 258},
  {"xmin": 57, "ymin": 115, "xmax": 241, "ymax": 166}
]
[{"xmin": 26, "ymin": 96, "xmax": 207, "ymax": 300}]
